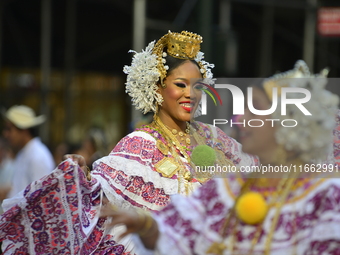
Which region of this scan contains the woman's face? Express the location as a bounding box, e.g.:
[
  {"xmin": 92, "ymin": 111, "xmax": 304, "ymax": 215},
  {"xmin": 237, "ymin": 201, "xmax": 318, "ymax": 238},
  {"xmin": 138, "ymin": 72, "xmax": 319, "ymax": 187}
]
[
  {"xmin": 239, "ymin": 87, "xmax": 278, "ymax": 161},
  {"xmin": 158, "ymin": 61, "xmax": 202, "ymax": 123}
]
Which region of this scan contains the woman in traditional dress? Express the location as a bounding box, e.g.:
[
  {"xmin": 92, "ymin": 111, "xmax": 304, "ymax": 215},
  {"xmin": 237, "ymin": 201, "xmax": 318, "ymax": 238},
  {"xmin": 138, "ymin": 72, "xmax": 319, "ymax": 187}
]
[
  {"xmin": 100, "ymin": 60, "xmax": 340, "ymax": 255},
  {"xmin": 0, "ymin": 31, "xmax": 256, "ymax": 254}
]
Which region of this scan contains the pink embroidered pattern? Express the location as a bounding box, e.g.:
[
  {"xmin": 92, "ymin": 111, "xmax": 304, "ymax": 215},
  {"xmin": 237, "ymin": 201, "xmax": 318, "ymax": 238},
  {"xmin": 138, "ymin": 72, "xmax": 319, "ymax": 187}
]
[
  {"xmin": 0, "ymin": 160, "xmax": 131, "ymax": 254},
  {"xmin": 0, "ymin": 122, "xmax": 258, "ymax": 254},
  {"xmin": 94, "ymin": 162, "xmax": 170, "ymax": 207}
]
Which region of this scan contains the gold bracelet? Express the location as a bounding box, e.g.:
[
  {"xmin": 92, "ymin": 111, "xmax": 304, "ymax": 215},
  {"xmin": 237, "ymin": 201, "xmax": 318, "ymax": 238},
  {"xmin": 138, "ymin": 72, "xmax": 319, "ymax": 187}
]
[{"xmin": 136, "ymin": 209, "xmax": 154, "ymax": 237}]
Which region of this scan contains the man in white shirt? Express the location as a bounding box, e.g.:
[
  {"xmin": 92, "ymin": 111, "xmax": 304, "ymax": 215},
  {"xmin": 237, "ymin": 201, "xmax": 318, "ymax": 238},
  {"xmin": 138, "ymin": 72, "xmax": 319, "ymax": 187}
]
[
  {"xmin": 0, "ymin": 137, "xmax": 14, "ymax": 214},
  {"xmin": 2, "ymin": 105, "xmax": 55, "ymax": 198}
]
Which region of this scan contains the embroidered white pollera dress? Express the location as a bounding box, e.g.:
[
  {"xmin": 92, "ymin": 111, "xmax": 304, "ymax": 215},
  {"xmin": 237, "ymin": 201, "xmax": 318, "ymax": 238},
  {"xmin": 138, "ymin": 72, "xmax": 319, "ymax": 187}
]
[{"xmin": 0, "ymin": 121, "xmax": 256, "ymax": 254}]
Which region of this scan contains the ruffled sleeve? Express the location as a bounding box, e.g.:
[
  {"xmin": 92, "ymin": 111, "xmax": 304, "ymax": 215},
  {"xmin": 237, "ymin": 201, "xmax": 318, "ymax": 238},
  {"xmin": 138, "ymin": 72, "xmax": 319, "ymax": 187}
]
[
  {"xmin": 91, "ymin": 131, "xmax": 189, "ymax": 212},
  {"xmin": 0, "ymin": 159, "xmax": 109, "ymax": 254}
]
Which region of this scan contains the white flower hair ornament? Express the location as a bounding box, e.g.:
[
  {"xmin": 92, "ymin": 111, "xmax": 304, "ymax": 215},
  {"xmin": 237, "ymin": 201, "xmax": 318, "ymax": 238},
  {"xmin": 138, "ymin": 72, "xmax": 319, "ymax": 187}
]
[
  {"xmin": 123, "ymin": 31, "xmax": 214, "ymax": 114},
  {"xmin": 263, "ymin": 60, "xmax": 339, "ymax": 162}
]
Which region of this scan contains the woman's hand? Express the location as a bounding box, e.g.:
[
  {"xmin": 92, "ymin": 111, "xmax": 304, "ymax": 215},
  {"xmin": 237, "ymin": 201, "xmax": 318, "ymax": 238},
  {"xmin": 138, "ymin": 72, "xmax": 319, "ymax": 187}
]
[
  {"xmin": 63, "ymin": 154, "xmax": 91, "ymax": 180},
  {"xmin": 63, "ymin": 154, "xmax": 86, "ymax": 167},
  {"xmin": 100, "ymin": 204, "xmax": 159, "ymax": 249}
]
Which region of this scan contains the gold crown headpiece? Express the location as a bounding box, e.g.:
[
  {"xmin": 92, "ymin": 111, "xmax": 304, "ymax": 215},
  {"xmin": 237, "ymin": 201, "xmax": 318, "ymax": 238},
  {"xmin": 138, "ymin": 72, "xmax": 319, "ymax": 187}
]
[
  {"xmin": 152, "ymin": 31, "xmax": 206, "ymax": 85},
  {"xmin": 167, "ymin": 31, "xmax": 203, "ymax": 59},
  {"xmin": 262, "ymin": 60, "xmax": 311, "ymax": 101},
  {"xmin": 260, "ymin": 60, "xmax": 338, "ymax": 163}
]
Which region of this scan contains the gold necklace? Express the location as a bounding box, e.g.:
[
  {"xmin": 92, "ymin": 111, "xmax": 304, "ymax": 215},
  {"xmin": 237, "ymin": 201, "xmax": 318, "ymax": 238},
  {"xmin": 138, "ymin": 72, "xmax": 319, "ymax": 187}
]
[
  {"xmin": 246, "ymin": 176, "xmax": 295, "ymax": 255},
  {"xmin": 153, "ymin": 116, "xmax": 191, "ymax": 160},
  {"xmin": 264, "ymin": 173, "xmax": 298, "ymax": 254},
  {"xmin": 164, "ymin": 122, "xmax": 191, "ymax": 145},
  {"xmin": 153, "ymin": 115, "xmax": 192, "ymax": 181}
]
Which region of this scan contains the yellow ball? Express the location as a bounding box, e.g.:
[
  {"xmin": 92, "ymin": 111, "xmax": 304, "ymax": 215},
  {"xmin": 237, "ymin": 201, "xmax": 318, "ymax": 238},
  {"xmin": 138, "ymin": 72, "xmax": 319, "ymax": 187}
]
[{"xmin": 235, "ymin": 192, "xmax": 268, "ymax": 225}]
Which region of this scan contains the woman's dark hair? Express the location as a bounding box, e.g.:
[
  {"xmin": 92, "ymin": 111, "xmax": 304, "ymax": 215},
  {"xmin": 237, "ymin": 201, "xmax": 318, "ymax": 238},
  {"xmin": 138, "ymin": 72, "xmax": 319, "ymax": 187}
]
[
  {"xmin": 155, "ymin": 51, "xmax": 202, "ymax": 87},
  {"xmin": 164, "ymin": 54, "xmax": 200, "ymax": 77}
]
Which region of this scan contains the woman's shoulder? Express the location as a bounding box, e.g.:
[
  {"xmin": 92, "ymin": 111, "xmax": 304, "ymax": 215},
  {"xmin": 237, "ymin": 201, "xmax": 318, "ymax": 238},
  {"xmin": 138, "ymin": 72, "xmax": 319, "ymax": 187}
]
[
  {"xmin": 193, "ymin": 120, "xmax": 221, "ymax": 133},
  {"xmin": 282, "ymin": 177, "xmax": 340, "ymax": 206},
  {"xmin": 111, "ymin": 125, "xmax": 166, "ymax": 154},
  {"xmin": 317, "ymin": 177, "xmax": 340, "ymax": 190},
  {"xmin": 192, "ymin": 120, "xmax": 219, "ymax": 139}
]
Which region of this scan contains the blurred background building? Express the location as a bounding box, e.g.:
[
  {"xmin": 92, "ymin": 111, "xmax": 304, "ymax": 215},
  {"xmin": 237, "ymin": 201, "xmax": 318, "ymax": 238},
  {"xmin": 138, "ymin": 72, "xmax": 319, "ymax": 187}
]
[{"xmin": 0, "ymin": 0, "xmax": 339, "ymax": 155}]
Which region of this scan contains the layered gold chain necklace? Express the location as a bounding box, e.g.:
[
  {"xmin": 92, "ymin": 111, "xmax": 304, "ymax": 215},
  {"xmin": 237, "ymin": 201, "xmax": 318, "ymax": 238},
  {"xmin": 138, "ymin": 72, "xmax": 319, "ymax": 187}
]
[
  {"xmin": 164, "ymin": 122, "xmax": 191, "ymax": 145},
  {"xmin": 153, "ymin": 115, "xmax": 191, "ymax": 160},
  {"xmin": 152, "ymin": 115, "xmax": 193, "ymax": 183},
  {"xmin": 152, "ymin": 116, "xmax": 235, "ymax": 185}
]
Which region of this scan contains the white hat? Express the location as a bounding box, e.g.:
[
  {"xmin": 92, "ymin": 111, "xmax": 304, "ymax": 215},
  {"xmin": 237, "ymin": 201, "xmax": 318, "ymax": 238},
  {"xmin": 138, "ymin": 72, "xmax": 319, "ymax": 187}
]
[{"xmin": 2, "ymin": 105, "xmax": 46, "ymax": 129}]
